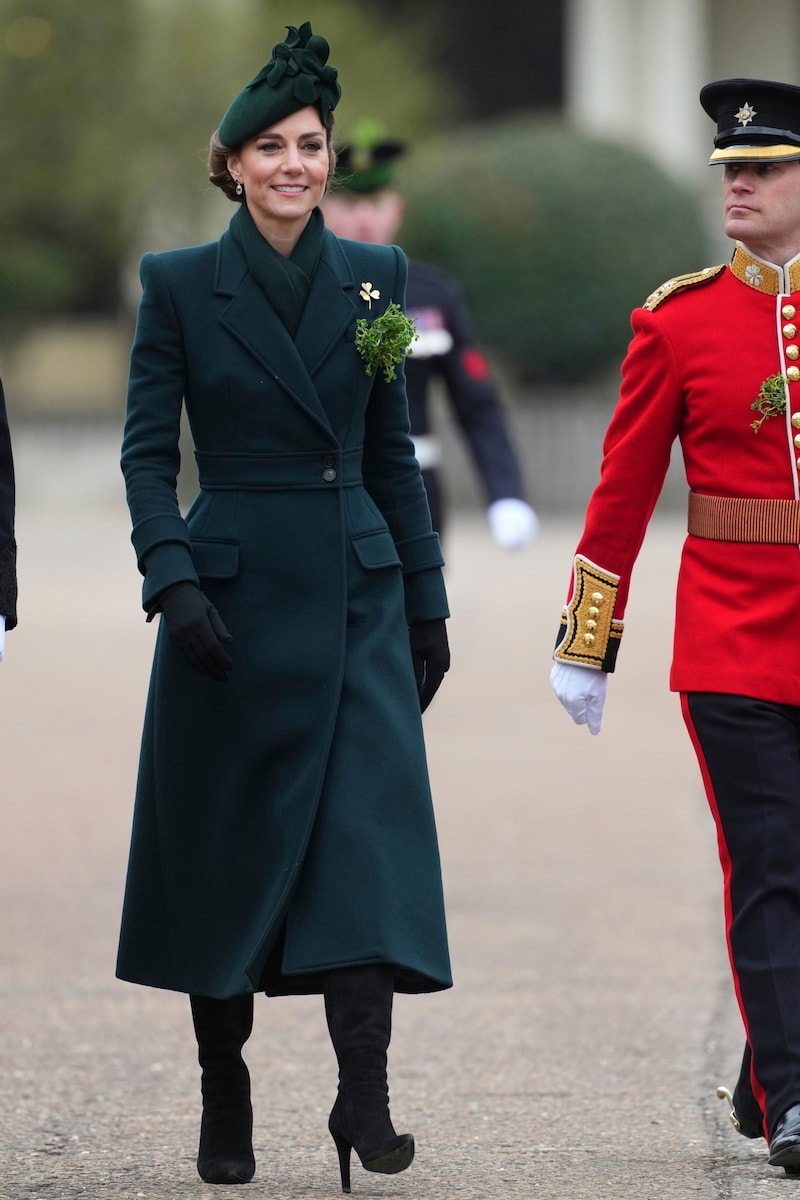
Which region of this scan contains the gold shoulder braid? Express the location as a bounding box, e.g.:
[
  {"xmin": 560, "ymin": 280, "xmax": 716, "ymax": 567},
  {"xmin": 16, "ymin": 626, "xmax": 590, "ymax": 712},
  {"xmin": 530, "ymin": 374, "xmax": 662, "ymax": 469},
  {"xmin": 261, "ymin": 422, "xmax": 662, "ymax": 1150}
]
[
  {"xmin": 643, "ymin": 264, "xmax": 725, "ymax": 312},
  {"xmin": 554, "ymin": 555, "xmax": 623, "ymax": 671}
]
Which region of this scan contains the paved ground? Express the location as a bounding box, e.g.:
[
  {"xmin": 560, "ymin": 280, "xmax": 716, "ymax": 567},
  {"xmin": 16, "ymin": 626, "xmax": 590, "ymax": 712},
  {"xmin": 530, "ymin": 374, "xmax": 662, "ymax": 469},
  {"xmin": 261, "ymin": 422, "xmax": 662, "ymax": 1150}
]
[{"xmin": 0, "ymin": 426, "xmax": 789, "ymax": 1198}]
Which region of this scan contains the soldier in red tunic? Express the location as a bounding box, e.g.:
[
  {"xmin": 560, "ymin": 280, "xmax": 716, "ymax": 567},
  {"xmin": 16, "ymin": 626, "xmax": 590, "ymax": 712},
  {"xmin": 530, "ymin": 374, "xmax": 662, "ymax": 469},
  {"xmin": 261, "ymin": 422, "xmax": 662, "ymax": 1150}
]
[{"xmin": 551, "ymin": 78, "xmax": 800, "ymax": 1175}]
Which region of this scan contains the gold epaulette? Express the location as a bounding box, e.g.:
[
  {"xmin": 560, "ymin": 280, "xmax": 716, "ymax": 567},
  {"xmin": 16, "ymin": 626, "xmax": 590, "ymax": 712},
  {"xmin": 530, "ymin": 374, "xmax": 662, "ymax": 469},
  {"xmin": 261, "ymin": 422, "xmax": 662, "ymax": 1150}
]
[
  {"xmin": 643, "ymin": 264, "xmax": 725, "ymax": 311},
  {"xmin": 553, "ymin": 555, "xmax": 623, "ymax": 671}
]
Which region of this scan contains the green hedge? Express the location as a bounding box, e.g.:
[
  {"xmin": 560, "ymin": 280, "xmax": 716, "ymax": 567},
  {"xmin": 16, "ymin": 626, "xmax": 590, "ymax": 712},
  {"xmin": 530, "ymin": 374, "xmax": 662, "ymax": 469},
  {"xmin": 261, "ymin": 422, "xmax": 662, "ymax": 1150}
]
[{"xmin": 397, "ymin": 116, "xmax": 710, "ymax": 387}]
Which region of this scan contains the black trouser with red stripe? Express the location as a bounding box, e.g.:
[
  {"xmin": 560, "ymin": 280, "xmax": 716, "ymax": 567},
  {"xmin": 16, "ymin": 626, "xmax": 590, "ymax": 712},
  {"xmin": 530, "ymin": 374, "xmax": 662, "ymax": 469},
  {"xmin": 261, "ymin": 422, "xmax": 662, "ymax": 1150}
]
[{"xmin": 682, "ymin": 693, "xmax": 800, "ymax": 1140}]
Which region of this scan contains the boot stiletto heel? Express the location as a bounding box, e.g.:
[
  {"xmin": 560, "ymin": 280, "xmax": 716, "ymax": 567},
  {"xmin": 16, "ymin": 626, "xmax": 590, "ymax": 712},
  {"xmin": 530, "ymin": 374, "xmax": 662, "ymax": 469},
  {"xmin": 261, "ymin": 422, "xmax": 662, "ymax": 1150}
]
[
  {"xmin": 328, "ymin": 1096, "xmax": 415, "ymax": 1192},
  {"xmin": 330, "ymin": 1128, "xmax": 353, "ymax": 1194}
]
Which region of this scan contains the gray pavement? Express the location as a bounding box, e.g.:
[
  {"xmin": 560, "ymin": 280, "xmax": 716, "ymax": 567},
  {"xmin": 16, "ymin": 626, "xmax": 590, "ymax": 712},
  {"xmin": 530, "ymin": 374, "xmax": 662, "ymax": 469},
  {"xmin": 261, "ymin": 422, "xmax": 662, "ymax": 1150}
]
[{"xmin": 0, "ymin": 426, "xmax": 787, "ymax": 1197}]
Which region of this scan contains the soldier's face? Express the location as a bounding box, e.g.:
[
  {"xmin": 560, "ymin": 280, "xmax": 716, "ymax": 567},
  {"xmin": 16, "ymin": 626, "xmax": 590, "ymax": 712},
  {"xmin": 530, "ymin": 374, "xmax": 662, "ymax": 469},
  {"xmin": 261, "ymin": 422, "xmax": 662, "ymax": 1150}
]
[
  {"xmin": 322, "ymin": 191, "xmax": 405, "ymax": 245},
  {"xmin": 722, "ymin": 160, "xmax": 800, "ymax": 263}
]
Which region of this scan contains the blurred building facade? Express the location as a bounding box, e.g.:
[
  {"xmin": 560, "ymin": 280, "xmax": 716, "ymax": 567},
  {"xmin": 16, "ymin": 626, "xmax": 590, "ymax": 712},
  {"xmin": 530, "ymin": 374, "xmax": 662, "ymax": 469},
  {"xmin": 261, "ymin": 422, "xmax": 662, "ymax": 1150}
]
[{"xmin": 565, "ymin": 0, "xmax": 800, "ymax": 242}]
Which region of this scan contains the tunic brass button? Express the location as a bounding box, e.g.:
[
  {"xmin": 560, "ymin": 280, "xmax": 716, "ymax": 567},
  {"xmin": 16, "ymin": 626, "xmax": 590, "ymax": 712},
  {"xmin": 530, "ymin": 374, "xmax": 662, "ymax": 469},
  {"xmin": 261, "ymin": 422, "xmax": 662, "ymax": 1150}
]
[
  {"xmin": 794, "ymin": 434, "xmax": 800, "ymax": 449},
  {"xmin": 792, "ymin": 413, "xmax": 800, "ymax": 429},
  {"xmin": 789, "ymin": 366, "xmax": 800, "ymax": 382},
  {"xmin": 583, "ymin": 633, "xmax": 595, "ymax": 646},
  {"xmin": 590, "ymin": 592, "xmax": 604, "ymax": 605},
  {"xmin": 588, "ymin": 606, "xmax": 600, "ymax": 618},
  {"xmin": 785, "ymin": 304, "xmax": 797, "ymax": 319},
  {"xmin": 585, "ymin": 619, "xmax": 597, "ymax": 632},
  {"xmin": 785, "ymin": 323, "xmax": 798, "ymax": 338},
  {"xmin": 788, "ymin": 345, "xmax": 800, "ymax": 360}
]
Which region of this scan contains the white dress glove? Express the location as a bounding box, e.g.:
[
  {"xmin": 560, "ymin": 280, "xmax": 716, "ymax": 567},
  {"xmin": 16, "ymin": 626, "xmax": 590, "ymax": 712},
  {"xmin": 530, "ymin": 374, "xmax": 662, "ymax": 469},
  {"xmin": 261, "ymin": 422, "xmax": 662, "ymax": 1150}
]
[
  {"xmin": 0, "ymin": 614, "xmax": 6, "ymax": 662},
  {"xmin": 487, "ymin": 499, "xmax": 539, "ymax": 549},
  {"xmin": 550, "ymin": 661, "xmax": 608, "ymax": 735}
]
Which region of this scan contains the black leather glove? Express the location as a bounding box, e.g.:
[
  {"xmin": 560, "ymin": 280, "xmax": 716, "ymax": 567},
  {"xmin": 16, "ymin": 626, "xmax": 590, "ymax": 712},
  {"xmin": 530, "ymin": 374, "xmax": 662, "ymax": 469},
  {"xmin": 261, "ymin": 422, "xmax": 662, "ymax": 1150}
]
[
  {"xmin": 157, "ymin": 582, "xmax": 233, "ymax": 681},
  {"xmin": 409, "ymin": 618, "xmax": 450, "ymax": 713}
]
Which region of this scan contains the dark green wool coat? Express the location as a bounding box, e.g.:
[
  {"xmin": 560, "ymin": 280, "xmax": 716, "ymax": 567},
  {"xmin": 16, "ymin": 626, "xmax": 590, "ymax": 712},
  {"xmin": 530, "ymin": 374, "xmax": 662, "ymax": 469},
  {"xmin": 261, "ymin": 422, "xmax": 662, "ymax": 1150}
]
[{"xmin": 116, "ymin": 219, "xmax": 452, "ymax": 1000}]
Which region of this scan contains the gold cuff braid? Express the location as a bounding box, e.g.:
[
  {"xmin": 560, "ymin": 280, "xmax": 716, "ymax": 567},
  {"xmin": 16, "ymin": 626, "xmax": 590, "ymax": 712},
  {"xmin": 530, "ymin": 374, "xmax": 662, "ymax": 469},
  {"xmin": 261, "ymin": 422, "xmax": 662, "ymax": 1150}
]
[{"xmin": 553, "ymin": 555, "xmax": 623, "ymax": 671}]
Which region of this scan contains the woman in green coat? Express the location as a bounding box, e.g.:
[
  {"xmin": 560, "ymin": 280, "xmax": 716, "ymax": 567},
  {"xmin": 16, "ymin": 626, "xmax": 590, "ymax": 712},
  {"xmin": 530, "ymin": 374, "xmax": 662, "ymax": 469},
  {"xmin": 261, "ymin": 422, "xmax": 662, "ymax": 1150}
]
[{"xmin": 116, "ymin": 22, "xmax": 452, "ymax": 1191}]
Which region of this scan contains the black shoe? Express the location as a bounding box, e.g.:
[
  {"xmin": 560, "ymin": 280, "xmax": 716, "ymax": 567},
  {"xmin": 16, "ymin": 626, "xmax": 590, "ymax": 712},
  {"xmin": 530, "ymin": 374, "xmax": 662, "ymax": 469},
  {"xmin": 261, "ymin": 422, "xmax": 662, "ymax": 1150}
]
[
  {"xmin": 716, "ymin": 1086, "xmax": 763, "ymax": 1139},
  {"xmin": 768, "ymin": 1104, "xmax": 800, "ymax": 1174},
  {"xmin": 329, "ymin": 1097, "xmax": 414, "ymax": 1195}
]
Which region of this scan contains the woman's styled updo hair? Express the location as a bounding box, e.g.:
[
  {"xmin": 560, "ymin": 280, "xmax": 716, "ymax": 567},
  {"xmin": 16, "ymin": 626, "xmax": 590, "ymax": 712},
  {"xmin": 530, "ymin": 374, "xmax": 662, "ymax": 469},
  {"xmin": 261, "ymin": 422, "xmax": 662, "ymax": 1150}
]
[
  {"xmin": 208, "ymin": 131, "xmax": 242, "ymax": 202},
  {"xmin": 208, "ymin": 119, "xmax": 337, "ymax": 203}
]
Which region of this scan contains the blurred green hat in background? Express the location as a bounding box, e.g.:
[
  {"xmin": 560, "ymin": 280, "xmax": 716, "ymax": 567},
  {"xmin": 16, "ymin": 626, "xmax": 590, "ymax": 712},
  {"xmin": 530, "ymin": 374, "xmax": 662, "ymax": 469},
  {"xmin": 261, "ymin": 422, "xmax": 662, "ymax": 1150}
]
[
  {"xmin": 219, "ymin": 21, "xmax": 341, "ymax": 147},
  {"xmin": 334, "ymin": 120, "xmax": 406, "ymax": 194}
]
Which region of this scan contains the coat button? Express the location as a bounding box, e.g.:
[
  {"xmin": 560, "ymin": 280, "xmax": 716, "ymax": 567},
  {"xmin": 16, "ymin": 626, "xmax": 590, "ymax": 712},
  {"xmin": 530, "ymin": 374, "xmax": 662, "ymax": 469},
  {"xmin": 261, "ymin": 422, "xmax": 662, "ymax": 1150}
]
[
  {"xmin": 322, "ymin": 467, "xmax": 337, "ymax": 482},
  {"xmin": 789, "ymin": 366, "xmax": 800, "ymax": 382},
  {"xmin": 788, "ymin": 345, "xmax": 800, "ymax": 360},
  {"xmin": 792, "ymin": 413, "xmax": 800, "ymax": 429},
  {"xmin": 785, "ymin": 304, "xmax": 797, "ymax": 319},
  {"xmin": 785, "ymin": 323, "xmax": 798, "ymax": 338}
]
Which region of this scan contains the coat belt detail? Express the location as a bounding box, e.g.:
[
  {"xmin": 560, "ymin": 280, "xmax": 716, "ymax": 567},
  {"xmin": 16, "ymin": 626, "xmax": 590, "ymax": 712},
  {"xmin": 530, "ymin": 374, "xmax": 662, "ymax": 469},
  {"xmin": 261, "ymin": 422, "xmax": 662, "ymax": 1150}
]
[
  {"xmin": 688, "ymin": 491, "xmax": 800, "ymax": 543},
  {"xmin": 195, "ymin": 448, "xmax": 363, "ymax": 490}
]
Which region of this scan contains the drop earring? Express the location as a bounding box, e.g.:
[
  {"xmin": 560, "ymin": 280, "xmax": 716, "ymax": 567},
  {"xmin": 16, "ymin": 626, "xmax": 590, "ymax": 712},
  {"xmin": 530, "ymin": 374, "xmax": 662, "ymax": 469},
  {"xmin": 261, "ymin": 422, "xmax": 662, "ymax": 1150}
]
[{"xmin": 235, "ymin": 180, "xmax": 243, "ymax": 196}]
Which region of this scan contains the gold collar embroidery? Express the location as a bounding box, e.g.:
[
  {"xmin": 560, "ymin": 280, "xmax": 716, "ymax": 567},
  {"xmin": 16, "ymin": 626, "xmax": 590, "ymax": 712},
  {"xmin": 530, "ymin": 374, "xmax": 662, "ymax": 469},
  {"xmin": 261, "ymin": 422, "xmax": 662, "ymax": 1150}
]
[{"xmin": 730, "ymin": 243, "xmax": 800, "ymax": 295}]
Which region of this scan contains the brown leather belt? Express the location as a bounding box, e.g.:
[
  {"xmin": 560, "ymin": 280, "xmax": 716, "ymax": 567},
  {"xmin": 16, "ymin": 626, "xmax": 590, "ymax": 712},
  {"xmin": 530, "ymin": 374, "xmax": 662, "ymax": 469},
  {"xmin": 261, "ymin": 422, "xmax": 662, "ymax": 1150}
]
[{"xmin": 688, "ymin": 491, "xmax": 800, "ymax": 543}]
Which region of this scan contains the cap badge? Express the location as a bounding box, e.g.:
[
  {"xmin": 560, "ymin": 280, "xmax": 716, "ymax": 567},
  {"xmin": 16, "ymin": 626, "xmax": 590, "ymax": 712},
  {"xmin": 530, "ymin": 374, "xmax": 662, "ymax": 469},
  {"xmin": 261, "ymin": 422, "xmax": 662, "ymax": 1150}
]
[{"xmin": 736, "ymin": 102, "xmax": 757, "ymax": 126}]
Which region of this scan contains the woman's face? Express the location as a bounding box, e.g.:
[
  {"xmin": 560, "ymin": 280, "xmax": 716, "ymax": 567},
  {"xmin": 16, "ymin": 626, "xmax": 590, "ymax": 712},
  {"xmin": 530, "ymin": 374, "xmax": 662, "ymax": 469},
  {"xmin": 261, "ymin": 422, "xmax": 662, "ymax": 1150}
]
[{"xmin": 226, "ymin": 106, "xmax": 331, "ymax": 240}]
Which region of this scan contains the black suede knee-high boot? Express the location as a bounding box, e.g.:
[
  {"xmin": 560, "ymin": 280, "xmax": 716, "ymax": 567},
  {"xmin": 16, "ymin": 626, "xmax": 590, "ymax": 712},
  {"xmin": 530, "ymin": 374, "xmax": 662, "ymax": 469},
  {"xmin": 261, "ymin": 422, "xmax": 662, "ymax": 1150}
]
[
  {"xmin": 190, "ymin": 993, "xmax": 255, "ymax": 1185},
  {"xmin": 324, "ymin": 965, "xmax": 414, "ymax": 1193}
]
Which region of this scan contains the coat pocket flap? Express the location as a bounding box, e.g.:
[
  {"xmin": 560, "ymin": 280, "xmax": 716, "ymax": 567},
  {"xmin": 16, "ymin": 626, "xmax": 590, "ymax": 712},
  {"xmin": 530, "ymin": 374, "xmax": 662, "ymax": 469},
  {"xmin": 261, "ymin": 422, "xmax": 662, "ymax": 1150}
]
[
  {"xmin": 351, "ymin": 530, "xmax": 402, "ymax": 570},
  {"xmin": 190, "ymin": 539, "xmax": 240, "ymax": 579}
]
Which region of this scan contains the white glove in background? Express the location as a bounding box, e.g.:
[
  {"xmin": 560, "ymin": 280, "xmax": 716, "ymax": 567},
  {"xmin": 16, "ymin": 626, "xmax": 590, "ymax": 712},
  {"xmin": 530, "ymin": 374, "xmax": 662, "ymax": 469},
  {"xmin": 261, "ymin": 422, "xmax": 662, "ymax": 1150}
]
[
  {"xmin": 0, "ymin": 614, "xmax": 6, "ymax": 662},
  {"xmin": 550, "ymin": 660, "xmax": 608, "ymax": 735},
  {"xmin": 487, "ymin": 498, "xmax": 539, "ymax": 549}
]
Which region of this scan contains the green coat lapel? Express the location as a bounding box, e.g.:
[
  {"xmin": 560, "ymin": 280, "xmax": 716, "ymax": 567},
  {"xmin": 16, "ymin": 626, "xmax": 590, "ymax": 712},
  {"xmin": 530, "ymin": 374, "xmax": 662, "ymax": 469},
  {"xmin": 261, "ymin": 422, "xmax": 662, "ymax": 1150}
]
[
  {"xmin": 294, "ymin": 230, "xmax": 358, "ymax": 375},
  {"xmin": 213, "ymin": 228, "xmax": 359, "ymax": 435}
]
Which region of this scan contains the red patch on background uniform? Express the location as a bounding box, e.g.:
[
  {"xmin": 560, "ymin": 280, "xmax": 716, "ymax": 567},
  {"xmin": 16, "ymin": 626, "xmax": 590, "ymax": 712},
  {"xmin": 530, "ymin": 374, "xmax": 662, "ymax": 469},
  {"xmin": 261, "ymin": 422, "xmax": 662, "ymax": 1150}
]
[{"xmin": 461, "ymin": 348, "xmax": 490, "ymax": 380}]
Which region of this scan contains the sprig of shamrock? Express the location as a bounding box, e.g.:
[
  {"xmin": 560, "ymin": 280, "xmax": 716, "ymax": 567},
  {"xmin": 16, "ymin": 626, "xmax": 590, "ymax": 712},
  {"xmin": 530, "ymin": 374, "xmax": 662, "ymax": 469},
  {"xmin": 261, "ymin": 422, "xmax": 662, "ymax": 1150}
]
[
  {"xmin": 751, "ymin": 373, "xmax": 787, "ymax": 433},
  {"xmin": 355, "ymin": 301, "xmax": 418, "ymax": 383}
]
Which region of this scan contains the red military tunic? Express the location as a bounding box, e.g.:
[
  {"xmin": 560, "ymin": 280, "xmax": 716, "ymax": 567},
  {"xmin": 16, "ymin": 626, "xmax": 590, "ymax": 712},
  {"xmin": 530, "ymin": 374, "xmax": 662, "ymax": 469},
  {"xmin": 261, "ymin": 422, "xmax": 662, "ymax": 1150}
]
[{"xmin": 555, "ymin": 243, "xmax": 800, "ymax": 704}]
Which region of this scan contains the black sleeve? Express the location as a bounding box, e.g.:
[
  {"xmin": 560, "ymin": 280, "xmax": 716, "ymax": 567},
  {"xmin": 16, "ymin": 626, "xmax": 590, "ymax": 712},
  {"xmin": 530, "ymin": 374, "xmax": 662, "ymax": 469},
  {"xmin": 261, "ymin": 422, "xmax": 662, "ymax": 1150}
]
[{"xmin": 407, "ymin": 263, "xmax": 529, "ymax": 504}]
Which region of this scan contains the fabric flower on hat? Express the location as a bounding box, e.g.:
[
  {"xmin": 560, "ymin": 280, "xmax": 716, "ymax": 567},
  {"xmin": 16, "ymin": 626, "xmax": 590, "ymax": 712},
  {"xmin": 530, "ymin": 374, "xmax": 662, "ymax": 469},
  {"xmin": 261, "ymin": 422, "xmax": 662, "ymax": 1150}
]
[{"xmin": 219, "ymin": 22, "xmax": 341, "ymax": 148}]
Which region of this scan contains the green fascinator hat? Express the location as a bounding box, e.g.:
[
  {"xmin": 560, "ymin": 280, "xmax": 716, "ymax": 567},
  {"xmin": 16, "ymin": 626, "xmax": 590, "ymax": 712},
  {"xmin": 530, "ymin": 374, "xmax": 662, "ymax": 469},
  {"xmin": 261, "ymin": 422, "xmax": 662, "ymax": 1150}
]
[{"xmin": 219, "ymin": 21, "xmax": 341, "ymax": 147}]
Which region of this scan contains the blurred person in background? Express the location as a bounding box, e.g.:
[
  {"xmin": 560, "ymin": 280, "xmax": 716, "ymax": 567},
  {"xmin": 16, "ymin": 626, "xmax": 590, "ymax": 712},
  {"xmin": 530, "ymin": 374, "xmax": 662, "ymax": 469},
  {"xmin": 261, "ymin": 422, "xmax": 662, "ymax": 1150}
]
[
  {"xmin": 116, "ymin": 22, "xmax": 451, "ymax": 1190},
  {"xmin": 322, "ymin": 122, "xmax": 538, "ymax": 549},
  {"xmin": 0, "ymin": 378, "xmax": 17, "ymax": 660},
  {"xmin": 550, "ymin": 77, "xmax": 800, "ymax": 1177}
]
